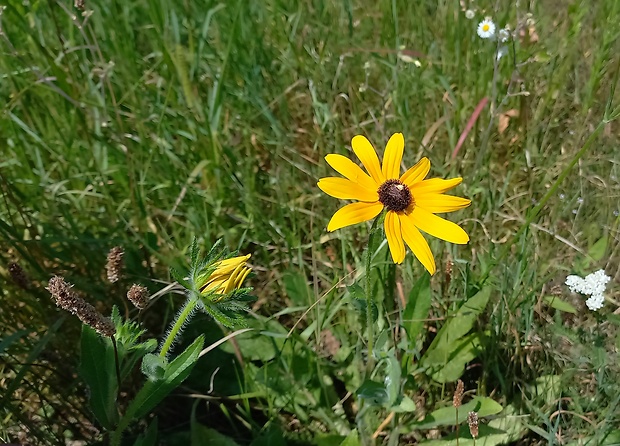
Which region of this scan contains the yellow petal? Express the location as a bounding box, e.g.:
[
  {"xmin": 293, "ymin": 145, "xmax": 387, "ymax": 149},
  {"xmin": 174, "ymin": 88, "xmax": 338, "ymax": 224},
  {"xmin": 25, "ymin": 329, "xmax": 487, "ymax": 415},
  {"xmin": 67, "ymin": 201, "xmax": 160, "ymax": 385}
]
[
  {"xmin": 318, "ymin": 177, "xmax": 379, "ymax": 202},
  {"xmin": 409, "ymin": 207, "xmax": 469, "ymax": 244},
  {"xmin": 233, "ymin": 267, "xmax": 251, "ymax": 289},
  {"xmin": 327, "ymin": 201, "xmax": 384, "ymax": 232},
  {"xmin": 382, "ymin": 133, "xmax": 405, "ymax": 180},
  {"xmin": 223, "ymin": 263, "xmax": 246, "ymax": 294},
  {"xmin": 204, "ymin": 277, "xmax": 227, "ymax": 294},
  {"xmin": 400, "ymin": 215, "xmax": 436, "ymax": 275},
  {"xmin": 385, "ymin": 211, "xmax": 405, "ymax": 263},
  {"xmin": 212, "ymin": 254, "xmax": 251, "ymax": 276},
  {"xmin": 325, "ymin": 154, "xmax": 378, "ymax": 191},
  {"xmin": 415, "ymin": 194, "xmax": 471, "ymax": 213},
  {"xmin": 400, "ymin": 157, "xmax": 430, "ymax": 187},
  {"xmin": 410, "ymin": 177, "xmax": 463, "ymax": 195},
  {"xmin": 351, "ymin": 135, "xmax": 385, "ymax": 184}
]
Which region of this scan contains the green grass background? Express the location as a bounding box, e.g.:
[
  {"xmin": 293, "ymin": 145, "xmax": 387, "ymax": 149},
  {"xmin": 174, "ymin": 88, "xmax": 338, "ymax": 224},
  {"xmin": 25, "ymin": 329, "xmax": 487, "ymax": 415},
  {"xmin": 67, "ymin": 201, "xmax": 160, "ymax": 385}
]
[{"xmin": 1, "ymin": 0, "xmax": 619, "ymax": 444}]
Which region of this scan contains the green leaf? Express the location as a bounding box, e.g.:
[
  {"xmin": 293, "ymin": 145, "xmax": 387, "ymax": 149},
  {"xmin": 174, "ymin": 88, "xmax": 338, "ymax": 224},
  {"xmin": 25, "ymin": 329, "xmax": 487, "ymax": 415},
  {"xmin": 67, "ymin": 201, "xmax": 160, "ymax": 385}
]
[
  {"xmin": 428, "ymin": 333, "xmax": 483, "ymax": 383},
  {"xmin": 191, "ymin": 423, "xmax": 239, "ymax": 446},
  {"xmin": 189, "ymin": 237, "xmax": 200, "ymax": 269},
  {"xmin": 170, "ymin": 266, "xmax": 191, "ymax": 290},
  {"xmin": 420, "ymin": 403, "xmax": 526, "ymax": 445},
  {"xmin": 141, "ymin": 353, "xmax": 167, "ymax": 381},
  {"xmin": 339, "ymin": 430, "xmax": 360, "ymax": 446},
  {"xmin": 384, "ymin": 352, "xmax": 401, "ymax": 406},
  {"xmin": 411, "ymin": 397, "xmax": 503, "ymax": 429},
  {"xmin": 391, "ymin": 395, "xmax": 416, "ymax": 413},
  {"xmin": 588, "ymin": 236, "xmax": 608, "ymax": 261},
  {"xmin": 543, "ymin": 296, "xmax": 577, "ymax": 314},
  {"xmin": 110, "ymin": 307, "xmax": 158, "ymax": 381},
  {"xmin": 125, "ymin": 335, "xmax": 205, "ymax": 420},
  {"xmin": 356, "ymin": 380, "xmax": 388, "ymax": 407},
  {"xmin": 347, "ymin": 283, "xmax": 379, "ymax": 325},
  {"xmin": 421, "ymin": 286, "xmax": 491, "ymax": 381},
  {"xmin": 132, "ymin": 417, "xmax": 158, "ymax": 446},
  {"xmin": 78, "ymin": 325, "xmax": 119, "ymax": 430},
  {"xmin": 403, "ymin": 273, "xmax": 432, "ymax": 344},
  {"xmin": 249, "ymin": 425, "xmax": 286, "ymax": 446},
  {"xmin": 313, "ymin": 435, "xmax": 348, "ymax": 446},
  {"xmin": 528, "ymin": 375, "xmax": 561, "ymax": 406}
]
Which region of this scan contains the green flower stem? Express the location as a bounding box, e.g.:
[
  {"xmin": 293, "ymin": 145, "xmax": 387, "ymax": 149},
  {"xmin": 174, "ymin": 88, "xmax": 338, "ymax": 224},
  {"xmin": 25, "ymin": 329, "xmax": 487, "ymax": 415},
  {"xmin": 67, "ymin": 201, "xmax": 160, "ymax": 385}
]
[
  {"xmin": 159, "ymin": 295, "xmax": 199, "ymax": 359},
  {"xmin": 365, "ymin": 215, "xmax": 382, "ymax": 374}
]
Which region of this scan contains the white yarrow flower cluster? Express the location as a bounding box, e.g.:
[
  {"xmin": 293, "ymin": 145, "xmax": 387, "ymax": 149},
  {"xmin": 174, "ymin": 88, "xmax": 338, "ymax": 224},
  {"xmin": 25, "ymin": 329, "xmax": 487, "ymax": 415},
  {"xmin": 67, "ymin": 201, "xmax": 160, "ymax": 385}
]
[
  {"xmin": 477, "ymin": 19, "xmax": 495, "ymax": 39},
  {"xmin": 565, "ymin": 269, "xmax": 610, "ymax": 311}
]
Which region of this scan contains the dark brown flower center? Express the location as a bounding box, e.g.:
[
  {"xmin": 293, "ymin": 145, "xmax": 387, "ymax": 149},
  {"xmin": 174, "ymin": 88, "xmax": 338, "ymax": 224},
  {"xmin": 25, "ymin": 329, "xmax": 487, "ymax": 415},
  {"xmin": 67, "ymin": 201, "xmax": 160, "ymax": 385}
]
[{"xmin": 377, "ymin": 179, "xmax": 413, "ymax": 212}]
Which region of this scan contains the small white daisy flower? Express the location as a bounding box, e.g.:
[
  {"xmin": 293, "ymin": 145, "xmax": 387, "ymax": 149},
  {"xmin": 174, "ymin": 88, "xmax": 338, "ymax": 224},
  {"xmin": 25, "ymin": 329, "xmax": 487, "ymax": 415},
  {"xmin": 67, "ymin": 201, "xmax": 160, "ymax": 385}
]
[
  {"xmin": 465, "ymin": 9, "xmax": 475, "ymax": 19},
  {"xmin": 477, "ymin": 18, "xmax": 496, "ymax": 39}
]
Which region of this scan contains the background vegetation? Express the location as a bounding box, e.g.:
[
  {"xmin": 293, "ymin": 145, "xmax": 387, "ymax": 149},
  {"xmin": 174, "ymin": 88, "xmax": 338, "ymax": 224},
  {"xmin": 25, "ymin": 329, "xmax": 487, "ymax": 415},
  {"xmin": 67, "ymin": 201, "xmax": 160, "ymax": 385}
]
[{"xmin": 1, "ymin": 0, "xmax": 619, "ymax": 444}]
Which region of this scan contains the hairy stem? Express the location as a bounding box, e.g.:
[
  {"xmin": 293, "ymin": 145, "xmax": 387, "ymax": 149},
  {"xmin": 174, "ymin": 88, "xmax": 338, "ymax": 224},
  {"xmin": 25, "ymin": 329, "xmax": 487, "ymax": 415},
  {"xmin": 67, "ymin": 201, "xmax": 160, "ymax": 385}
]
[{"xmin": 159, "ymin": 296, "xmax": 199, "ymax": 359}]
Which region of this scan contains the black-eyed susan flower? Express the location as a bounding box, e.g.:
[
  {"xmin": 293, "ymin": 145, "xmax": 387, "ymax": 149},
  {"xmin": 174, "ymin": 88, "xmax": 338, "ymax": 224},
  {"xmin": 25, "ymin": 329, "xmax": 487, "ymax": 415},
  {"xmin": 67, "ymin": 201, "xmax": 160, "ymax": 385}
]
[
  {"xmin": 318, "ymin": 133, "xmax": 471, "ymax": 275},
  {"xmin": 196, "ymin": 254, "xmax": 252, "ymax": 299}
]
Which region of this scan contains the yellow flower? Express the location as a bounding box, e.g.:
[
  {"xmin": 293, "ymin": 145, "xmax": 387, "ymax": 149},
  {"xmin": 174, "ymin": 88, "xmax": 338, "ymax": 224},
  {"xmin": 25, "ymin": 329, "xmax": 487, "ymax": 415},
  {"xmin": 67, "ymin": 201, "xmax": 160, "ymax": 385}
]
[
  {"xmin": 317, "ymin": 133, "xmax": 471, "ymax": 275},
  {"xmin": 199, "ymin": 254, "xmax": 251, "ymax": 297}
]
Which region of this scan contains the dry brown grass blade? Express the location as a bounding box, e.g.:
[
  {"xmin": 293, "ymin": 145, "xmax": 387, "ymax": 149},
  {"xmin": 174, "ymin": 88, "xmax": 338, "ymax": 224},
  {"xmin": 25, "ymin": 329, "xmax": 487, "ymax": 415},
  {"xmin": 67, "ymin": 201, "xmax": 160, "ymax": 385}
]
[{"xmin": 451, "ymin": 97, "xmax": 488, "ymax": 160}]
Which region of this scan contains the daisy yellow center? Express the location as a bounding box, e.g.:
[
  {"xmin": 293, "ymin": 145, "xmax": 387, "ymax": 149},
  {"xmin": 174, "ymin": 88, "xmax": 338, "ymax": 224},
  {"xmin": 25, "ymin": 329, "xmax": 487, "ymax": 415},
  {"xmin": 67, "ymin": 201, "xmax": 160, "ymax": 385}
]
[
  {"xmin": 377, "ymin": 179, "xmax": 413, "ymax": 212},
  {"xmin": 482, "ymin": 24, "xmax": 490, "ymax": 31}
]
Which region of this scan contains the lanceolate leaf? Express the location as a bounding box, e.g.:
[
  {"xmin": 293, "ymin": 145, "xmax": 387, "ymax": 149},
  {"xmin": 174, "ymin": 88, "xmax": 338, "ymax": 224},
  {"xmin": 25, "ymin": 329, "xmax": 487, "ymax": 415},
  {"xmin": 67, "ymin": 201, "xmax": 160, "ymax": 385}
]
[
  {"xmin": 411, "ymin": 396, "xmax": 503, "ymax": 429},
  {"xmin": 421, "ymin": 286, "xmax": 491, "ymax": 381},
  {"xmin": 403, "ymin": 273, "xmax": 432, "ymax": 344},
  {"xmin": 79, "ymin": 325, "xmax": 119, "ymax": 430},
  {"xmin": 427, "ymin": 333, "xmax": 483, "ymax": 383}
]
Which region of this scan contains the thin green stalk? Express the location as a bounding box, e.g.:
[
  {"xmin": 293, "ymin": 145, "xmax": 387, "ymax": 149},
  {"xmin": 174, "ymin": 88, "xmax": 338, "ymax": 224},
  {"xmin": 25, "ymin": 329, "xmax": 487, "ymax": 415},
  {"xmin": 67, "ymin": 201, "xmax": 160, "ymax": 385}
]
[
  {"xmin": 159, "ymin": 296, "xmax": 199, "ymax": 359},
  {"xmin": 365, "ymin": 215, "xmax": 382, "ymax": 373},
  {"xmin": 455, "ymin": 407, "xmax": 459, "ymax": 446},
  {"xmin": 111, "ymin": 336, "xmax": 122, "ymax": 401}
]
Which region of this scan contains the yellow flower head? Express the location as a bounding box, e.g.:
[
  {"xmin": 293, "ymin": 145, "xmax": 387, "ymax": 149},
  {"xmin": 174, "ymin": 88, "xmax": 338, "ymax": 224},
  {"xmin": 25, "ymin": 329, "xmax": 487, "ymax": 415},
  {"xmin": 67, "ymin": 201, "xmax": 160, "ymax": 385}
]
[
  {"xmin": 198, "ymin": 254, "xmax": 251, "ymax": 298},
  {"xmin": 318, "ymin": 133, "xmax": 471, "ymax": 275}
]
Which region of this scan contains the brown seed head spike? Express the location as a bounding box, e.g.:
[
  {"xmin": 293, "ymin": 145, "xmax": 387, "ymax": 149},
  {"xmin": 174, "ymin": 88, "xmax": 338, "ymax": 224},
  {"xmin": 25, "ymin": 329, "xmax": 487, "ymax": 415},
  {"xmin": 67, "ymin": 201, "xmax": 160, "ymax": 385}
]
[
  {"xmin": 106, "ymin": 246, "xmax": 124, "ymax": 283},
  {"xmin": 453, "ymin": 379, "xmax": 464, "ymax": 408},
  {"xmin": 467, "ymin": 411, "xmax": 479, "ymax": 438},
  {"xmin": 47, "ymin": 276, "xmax": 116, "ymax": 337},
  {"xmin": 127, "ymin": 284, "xmax": 149, "ymax": 310},
  {"xmin": 9, "ymin": 262, "xmax": 30, "ymax": 289},
  {"xmin": 47, "ymin": 275, "xmax": 82, "ymax": 312}
]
